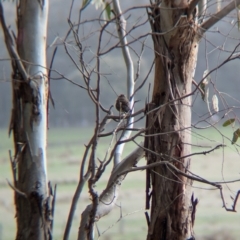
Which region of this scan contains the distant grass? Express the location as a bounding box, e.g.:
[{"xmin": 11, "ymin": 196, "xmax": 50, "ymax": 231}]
[
  {"xmin": 0, "ymin": 126, "xmax": 239, "ymax": 240},
  {"xmin": 192, "ymin": 125, "xmax": 238, "ymax": 147}
]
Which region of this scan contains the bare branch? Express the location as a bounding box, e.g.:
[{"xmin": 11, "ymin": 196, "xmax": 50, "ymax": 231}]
[
  {"xmin": 178, "ymin": 144, "xmax": 225, "ymax": 160},
  {"xmin": 192, "ymin": 78, "xmax": 204, "ymax": 96},
  {"xmin": 144, "ymin": 144, "xmax": 240, "ymax": 212},
  {"xmin": 0, "ymin": 3, "xmax": 29, "ymax": 82},
  {"xmin": 188, "ymin": 0, "xmax": 201, "ymax": 17},
  {"xmin": 116, "ymin": 161, "xmax": 240, "ymax": 213},
  {"xmin": 132, "ymin": 59, "xmax": 155, "ymax": 98},
  {"xmin": 220, "ymin": 188, "xmax": 240, "ymax": 212},
  {"xmin": 112, "ymin": 0, "xmax": 135, "ymax": 166},
  {"xmin": 48, "ymin": 46, "xmax": 58, "ymax": 108},
  {"xmin": 200, "ymin": 0, "xmax": 240, "ymax": 35},
  {"xmin": 63, "ymin": 135, "xmax": 94, "ymax": 240},
  {"xmin": 78, "ymin": 143, "xmax": 144, "ymax": 240}
]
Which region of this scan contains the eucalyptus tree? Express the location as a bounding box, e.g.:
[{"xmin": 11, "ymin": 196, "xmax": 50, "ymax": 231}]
[
  {"xmin": 1, "ymin": 0, "xmax": 240, "ymax": 239},
  {"xmin": 145, "ymin": 1, "xmax": 240, "ymax": 238},
  {"xmin": 0, "ymin": 1, "xmax": 54, "ymax": 239},
  {"xmin": 70, "ymin": 0, "xmax": 240, "ymax": 239}
]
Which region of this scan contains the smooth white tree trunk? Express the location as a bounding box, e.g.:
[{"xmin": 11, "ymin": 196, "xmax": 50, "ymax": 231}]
[{"xmin": 3, "ymin": 1, "xmax": 50, "ymax": 239}]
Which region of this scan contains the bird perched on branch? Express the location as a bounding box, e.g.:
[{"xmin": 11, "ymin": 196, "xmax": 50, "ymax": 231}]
[{"xmin": 115, "ymin": 94, "xmax": 130, "ymax": 113}]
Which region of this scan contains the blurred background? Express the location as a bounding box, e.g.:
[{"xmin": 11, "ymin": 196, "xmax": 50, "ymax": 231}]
[{"xmin": 0, "ymin": 0, "xmax": 240, "ymax": 239}]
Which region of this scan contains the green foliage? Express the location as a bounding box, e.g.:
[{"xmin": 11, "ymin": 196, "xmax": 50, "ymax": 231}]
[
  {"xmin": 232, "ymin": 128, "xmax": 240, "ymax": 144},
  {"xmin": 222, "ymin": 118, "xmax": 235, "ymax": 127},
  {"xmin": 221, "ymin": 118, "xmax": 240, "ymax": 144},
  {"xmin": 200, "ymin": 80, "xmax": 207, "ymax": 101},
  {"xmin": 105, "ymin": 2, "xmax": 111, "ymax": 19},
  {"xmin": 82, "ymin": 0, "xmax": 91, "ymax": 8}
]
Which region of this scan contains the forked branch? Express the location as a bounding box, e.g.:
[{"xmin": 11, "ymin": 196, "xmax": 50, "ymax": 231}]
[
  {"xmin": 77, "ymin": 143, "xmax": 144, "ymax": 240},
  {"xmin": 117, "ymin": 160, "xmax": 240, "ymax": 213}
]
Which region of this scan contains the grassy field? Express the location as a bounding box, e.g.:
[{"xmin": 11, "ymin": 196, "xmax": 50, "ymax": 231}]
[{"xmin": 0, "ymin": 126, "xmax": 240, "ymax": 239}]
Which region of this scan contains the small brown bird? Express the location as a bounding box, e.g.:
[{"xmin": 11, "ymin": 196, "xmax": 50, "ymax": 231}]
[{"xmin": 115, "ymin": 94, "xmax": 130, "ymax": 113}]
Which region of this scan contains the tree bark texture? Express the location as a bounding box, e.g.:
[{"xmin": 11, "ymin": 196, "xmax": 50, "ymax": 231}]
[
  {"xmin": 145, "ymin": 2, "xmax": 199, "ymax": 240},
  {"xmin": 8, "ymin": 1, "xmax": 51, "ymax": 239}
]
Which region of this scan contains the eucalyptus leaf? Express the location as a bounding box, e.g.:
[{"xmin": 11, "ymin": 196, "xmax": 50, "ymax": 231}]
[
  {"xmin": 222, "ymin": 118, "xmax": 235, "ymax": 127},
  {"xmin": 105, "ymin": 2, "xmax": 111, "ymax": 19},
  {"xmin": 204, "ymin": 85, "xmax": 209, "ymax": 103},
  {"xmin": 82, "ymin": 0, "xmax": 90, "ymax": 7},
  {"xmin": 232, "ymin": 128, "xmax": 240, "ymax": 144},
  {"xmin": 200, "ymin": 79, "xmax": 209, "ymax": 101},
  {"xmin": 212, "ymin": 94, "xmax": 219, "ymax": 112}
]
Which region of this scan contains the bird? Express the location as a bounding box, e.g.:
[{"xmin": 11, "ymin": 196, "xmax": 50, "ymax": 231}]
[{"xmin": 115, "ymin": 94, "xmax": 130, "ymax": 113}]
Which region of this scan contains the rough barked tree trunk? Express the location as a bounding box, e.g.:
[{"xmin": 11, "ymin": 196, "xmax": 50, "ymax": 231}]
[
  {"xmin": 1, "ymin": 1, "xmax": 52, "ymax": 239},
  {"xmin": 145, "ymin": 2, "xmax": 199, "ymax": 239}
]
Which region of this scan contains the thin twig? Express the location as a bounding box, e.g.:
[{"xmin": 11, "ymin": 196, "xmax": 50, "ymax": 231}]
[
  {"xmin": 48, "ymin": 46, "xmax": 58, "ymax": 108},
  {"xmin": 116, "ymin": 161, "xmax": 240, "ymax": 213}
]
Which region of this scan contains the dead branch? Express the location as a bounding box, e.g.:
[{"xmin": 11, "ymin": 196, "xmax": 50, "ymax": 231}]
[
  {"xmin": 220, "ymin": 189, "xmax": 240, "ymax": 212},
  {"xmin": 200, "ymin": 0, "xmax": 240, "ymax": 35},
  {"xmin": 0, "ymin": 3, "xmax": 29, "ymax": 82},
  {"xmin": 117, "ymin": 160, "xmax": 240, "ymax": 213},
  {"xmin": 178, "ymin": 144, "xmax": 225, "ymax": 160},
  {"xmin": 78, "ymin": 143, "xmax": 144, "ymax": 240},
  {"xmin": 6, "ymin": 179, "xmax": 28, "ymax": 198}
]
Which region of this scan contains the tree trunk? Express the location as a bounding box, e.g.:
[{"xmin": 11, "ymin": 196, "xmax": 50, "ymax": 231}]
[
  {"xmin": 9, "ymin": 1, "xmax": 51, "ymax": 239},
  {"xmin": 145, "ymin": 2, "xmax": 199, "ymax": 239}
]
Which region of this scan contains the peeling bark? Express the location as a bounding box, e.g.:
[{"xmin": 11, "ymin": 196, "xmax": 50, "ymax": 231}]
[{"xmin": 146, "ymin": 2, "xmax": 199, "ymax": 239}]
